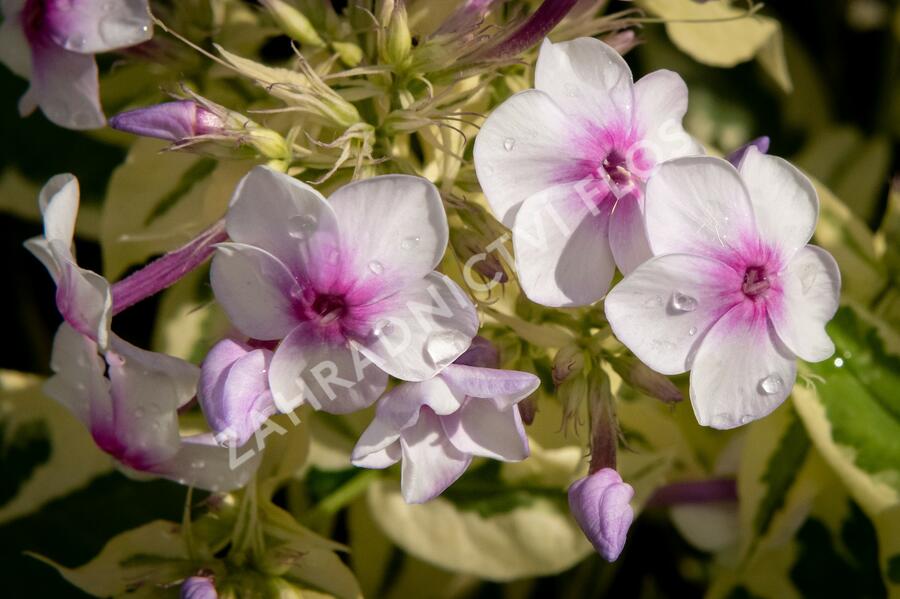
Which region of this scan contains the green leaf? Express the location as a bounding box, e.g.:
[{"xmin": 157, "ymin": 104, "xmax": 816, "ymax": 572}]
[{"xmin": 752, "ymin": 415, "xmax": 811, "ymax": 538}]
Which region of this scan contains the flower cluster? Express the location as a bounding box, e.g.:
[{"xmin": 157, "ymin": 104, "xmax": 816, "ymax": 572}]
[{"xmin": 5, "ymin": 0, "xmax": 842, "ymax": 588}]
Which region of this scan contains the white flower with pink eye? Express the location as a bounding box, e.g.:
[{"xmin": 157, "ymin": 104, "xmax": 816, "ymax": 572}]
[
  {"xmin": 473, "ymin": 37, "xmax": 701, "ymax": 307},
  {"xmin": 210, "ymin": 166, "xmax": 479, "ymax": 415},
  {"xmin": 0, "ymin": 0, "xmax": 153, "ymax": 129},
  {"xmin": 605, "ymin": 148, "xmax": 841, "ymax": 429}
]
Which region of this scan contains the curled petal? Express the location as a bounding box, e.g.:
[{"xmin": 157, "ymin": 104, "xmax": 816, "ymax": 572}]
[{"xmin": 399, "ymin": 407, "xmax": 472, "ymax": 503}]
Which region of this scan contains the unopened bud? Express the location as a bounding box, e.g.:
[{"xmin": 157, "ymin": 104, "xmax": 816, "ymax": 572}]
[
  {"xmin": 260, "ymin": 0, "xmax": 324, "ymax": 47},
  {"xmin": 109, "ymin": 101, "xmax": 224, "ymax": 142},
  {"xmin": 726, "ymin": 136, "xmax": 770, "ymax": 167},
  {"xmin": 517, "ymin": 394, "xmax": 538, "ymax": 425},
  {"xmin": 455, "ymin": 335, "xmax": 500, "ymax": 368},
  {"xmin": 609, "ymin": 356, "xmax": 683, "ymax": 404},
  {"xmin": 552, "ymin": 344, "xmax": 585, "ymax": 386},
  {"xmin": 332, "ymin": 41, "xmax": 363, "ymax": 67},
  {"xmin": 451, "ymin": 227, "xmax": 508, "ymax": 284},
  {"xmin": 384, "ymin": 0, "xmax": 412, "ymax": 66},
  {"xmin": 247, "ymin": 128, "xmax": 291, "ymax": 161},
  {"xmin": 181, "ymin": 575, "xmax": 218, "ymax": 599},
  {"xmin": 568, "ymin": 468, "xmax": 634, "ymax": 562},
  {"xmin": 600, "ymin": 29, "xmax": 640, "ymax": 55},
  {"xmin": 558, "ymin": 373, "xmax": 588, "ymax": 435}
]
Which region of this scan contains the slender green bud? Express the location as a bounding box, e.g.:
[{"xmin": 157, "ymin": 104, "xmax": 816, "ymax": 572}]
[
  {"xmin": 332, "ymin": 41, "xmax": 364, "ymax": 67},
  {"xmin": 261, "ymin": 0, "xmax": 325, "ymax": 47},
  {"xmin": 609, "ymin": 355, "xmax": 683, "ymax": 404},
  {"xmin": 385, "ymin": 0, "xmax": 412, "ymax": 66},
  {"xmin": 247, "ymin": 128, "xmax": 291, "ymax": 161},
  {"xmin": 553, "ymin": 343, "xmax": 585, "ymax": 386}
]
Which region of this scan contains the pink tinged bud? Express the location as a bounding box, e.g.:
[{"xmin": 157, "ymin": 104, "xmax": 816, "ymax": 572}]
[
  {"xmin": 454, "ymin": 335, "xmax": 500, "ymax": 369},
  {"xmin": 609, "ymin": 356, "xmax": 683, "ymax": 404},
  {"xmin": 517, "ymin": 394, "xmax": 538, "ymax": 425},
  {"xmin": 568, "ymin": 468, "xmax": 634, "ymax": 562},
  {"xmin": 552, "ymin": 344, "xmax": 585, "ymax": 386},
  {"xmin": 600, "ymin": 29, "xmax": 640, "ymax": 55},
  {"xmin": 181, "ymin": 576, "xmax": 218, "ymax": 599},
  {"xmin": 476, "ymin": 0, "xmax": 579, "ymax": 60},
  {"xmin": 726, "ymin": 136, "xmax": 770, "ymax": 167},
  {"xmin": 109, "ymin": 101, "xmax": 224, "ymax": 142}
]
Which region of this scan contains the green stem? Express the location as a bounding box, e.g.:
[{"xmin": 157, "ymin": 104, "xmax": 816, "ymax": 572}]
[{"xmin": 302, "ymin": 469, "xmax": 380, "ymax": 525}]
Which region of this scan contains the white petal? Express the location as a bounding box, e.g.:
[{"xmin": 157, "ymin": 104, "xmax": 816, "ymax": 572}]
[
  {"xmin": 605, "ymin": 253, "xmax": 743, "ymax": 375},
  {"xmin": 632, "ymin": 70, "xmax": 702, "ymax": 164},
  {"xmin": 351, "ymin": 416, "xmax": 402, "ymax": 467},
  {"xmin": 513, "ymin": 184, "xmax": 615, "ymax": 307},
  {"xmin": 38, "ymin": 173, "xmax": 79, "ymax": 246},
  {"xmin": 399, "ymin": 408, "xmax": 471, "ymax": 503},
  {"xmin": 352, "ymin": 443, "xmax": 401, "ymax": 469},
  {"xmin": 268, "ymin": 323, "xmax": 388, "ymax": 414},
  {"xmin": 28, "ymin": 42, "xmax": 105, "ymax": 129},
  {"xmin": 0, "ymin": 1, "xmax": 31, "ymax": 78},
  {"xmin": 534, "ymin": 38, "xmax": 634, "ymax": 129},
  {"xmin": 46, "ymin": 0, "xmax": 152, "ymax": 54},
  {"xmin": 738, "ymin": 147, "xmax": 818, "ymax": 262},
  {"xmin": 328, "ymin": 175, "xmax": 448, "ymax": 297},
  {"xmin": 225, "ymin": 166, "xmax": 341, "ymax": 285},
  {"xmin": 644, "ymin": 156, "xmax": 756, "ymax": 259},
  {"xmin": 209, "ymin": 242, "xmax": 302, "ymax": 341},
  {"xmin": 374, "ymin": 377, "xmax": 462, "ymax": 431},
  {"xmin": 769, "ymin": 245, "xmax": 840, "ymax": 363},
  {"xmin": 439, "ymin": 364, "xmax": 539, "ymax": 409},
  {"xmin": 608, "ymin": 192, "xmax": 652, "ymax": 275},
  {"xmin": 355, "ymin": 272, "xmax": 478, "ymax": 382},
  {"xmin": 690, "ymin": 301, "xmax": 797, "ymax": 430},
  {"xmin": 473, "ymin": 89, "xmax": 586, "ymax": 226},
  {"xmin": 150, "ymin": 433, "xmax": 262, "ymax": 492},
  {"xmin": 441, "ymin": 398, "xmax": 528, "ymax": 461},
  {"xmin": 44, "ymin": 323, "xmax": 106, "ymax": 425}
]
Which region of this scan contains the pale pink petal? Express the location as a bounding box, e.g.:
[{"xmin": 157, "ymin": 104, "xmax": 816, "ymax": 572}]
[
  {"xmin": 513, "ymin": 184, "xmax": 615, "ymax": 307},
  {"xmin": 632, "ymin": 70, "xmax": 702, "ymax": 165},
  {"xmin": 351, "ymin": 416, "xmax": 402, "ymax": 468},
  {"xmin": 149, "ymin": 432, "xmax": 262, "ymax": 492},
  {"xmin": 374, "ymin": 377, "xmax": 462, "ymax": 431},
  {"xmin": 268, "ymin": 323, "xmax": 388, "ymax": 414},
  {"xmin": 28, "ymin": 41, "xmax": 105, "ymax": 128},
  {"xmin": 738, "ymin": 147, "xmax": 818, "ymax": 262},
  {"xmin": 209, "ymin": 242, "xmax": 303, "ymax": 341},
  {"xmin": 224, "ymin": 166, "xmax": 341, "ymax": 285},
  {"xmin": 44, "ymin": 323, "xmax": 106, "ymax": 425},
  {"xmin": 328, "ymin": 175, "xmax": 448, "ymax": 297},
  {"xmin": 399, "ymin": 407, "xmax": 472, "ymax": 503},
  {"xmin": 352, "ymin": 443, "xmax": 401, "ymax": 469},
  {"xmin": 441, "ymin": 398, "xmax": 528, "ymax": 461},
  {"xmin": 644, "ymin": 157, "xmax": 756, "ymax": 259},
  {"xmin": 690, "ymin": 301, "xmax": 797, "ymax": 429},
  {"xmin": 52, "ymin": 247, "xmax": 112, "ymax": 349},
  {"xmin": 605, "ymin": 253, "xmax": 743, "ymax": 375},
  {"xmin": 355, "ymin": 272, "xmax": 478, "ymax": 382},
  {"xmin": 769, "ymin": 245, "xmax": 840, "ymax": 363},
  {"xmin": 534, "ymin": 38, "xmax": 634, "ymax": 129},
  {"xmin": 608, "ymin": 192, "xmax": 652, "ymax": 274},
  {"xmin": 473, "ymin": 89, "xmax": 587, "ymax": 226},
  {"xmin": 46, "ymin": 0, "xmax": 152, "ymax": 53},
  {"xmin": 438, "ymin": 364, "xmax": 539, "ymax": 409}
]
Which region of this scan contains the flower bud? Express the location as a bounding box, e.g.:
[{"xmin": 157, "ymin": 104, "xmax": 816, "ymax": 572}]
[
  {"xmin": 260, "ymin": 0, "xmax": 325, "ymax": 47},
  {"xmin": 450, "ymin": 226, "xmax": 508, "ymax": 285},
  {"xmin": 109, "ymin": 101, "xmax": 224, "ymax": 143},
  {"xmin": 600, "ymin": 29, "xmax": 640, "ymax": 55},
  {"xmin": 608, "ymin": 355, "xmax": 683, "ymax": 404},
  {"xmin": 558, "ymin": 373, "xmax": 588, "ymax": 435},
  {"xmin": 552, "ymin": 343, "xmax": 585, "ymax": 386},
  {"xmin": 384, "ymin": 0, "xmax": 412, "ymax": 66},
  {"xmin": 332, "ymin": 41, "xmax": 364, "ymax": 67},
  {"xmin": 568, "ymin": 468, "xmax": 634, "ymax": 562},
  {"xmin": 726, "ymin": 136, "xmax": 770, "ymax": 167},
  {"xmin": 181, "ymin": 575, "xmax": 218, "ymax": 599},
  {"xmin": 517, "ymin": 394, "xmax": 538, "ymax": 425},
  {"xmin": 247, "ymin": 128, "xmax": 291, "ymax": 162},
  {"xmin": 455, "ymin": 335, "xmax": 501, "ymax": 368}
]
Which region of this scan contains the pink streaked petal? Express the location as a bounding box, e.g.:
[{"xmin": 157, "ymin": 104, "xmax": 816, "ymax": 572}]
[
  {"xmin": 690, "ymin": 301, "xmax": 797, "ymax": 430},
  {"xmin": 605, "ymin": 253, "xmax": 743, "ymax": 375},
  {"xmin": 44, "ymin": 323, "xmax": 106, "ymax": 425},
  {"xmin": 28, "ymin": 40, "xmax": 105, "ymax": 128},
  {"xmin": 268, "ymin": 323, "xmax": 388, "ymax": 414},
  {"xmin": 351, "ymin": 416, "xmax": 402, "ymax": 467},
  {"xmin": 374, "ymin": 377, "xmax": 462, "ymax": 431},
  {"xmin": 769, "ymin": 245, "xmax": 841, "ymax": 363},
  {"xmin": 328, "ymin": 175, "xmax": 448, "ymax": 301},
  {"xmin": 399, "ymin": 407, "xmax": 472, "ymax": 504},
  {"xmin": 608, "ymin": 192, "xmax": 652, "ymax": 275},
  {"xmin": 355, "ymin": 272, "xmax": 478, "ymax": 382},
  {"xmin": 52, "ymin": 243, "xmax": 112, "ymax": 349},
  {"xmin": 108, "ymin": 333, "xmax": 199, "ymax": 409},
  {"xmin": 224, "ymin": 166, "xmax": 342, "ymax": 286},
  {"xmin": 473, "ymin": 89, "xmax": 588, "ymax": 227},
  {"xmin": 209, "ymin": 242, "xmax": 303, "ymax": 341},
  {"xmin": 441, "ymin": 398, "xmax": 529, "ymax": 461},
  {"xmin": 513, "ymin": 183, "xmax": 616, "ymax": 307},
  {"xmin": 46, "ymin": 0, "xmax": 152, "ymax": 54},
  {"xmin": 632, "ymin": 70, "xmax": 702, "ymax": 164},
  {"xmin": 534, "ymin": 38, "xmax": 634, "ymax": 130},
  {"xmin": 738, "ymin": 147, "xmax": 818, "ymax": 263},
  {"xmin": 148, "ymin": 432, "xmax": 262, "ymax": 492},
  {"xmin": 439, "ymin": 364, "xmax": 539, "ymax": 410},
  {"xmin": 644, "ymin": 156, "xmax": 756, "ymax": 259}
]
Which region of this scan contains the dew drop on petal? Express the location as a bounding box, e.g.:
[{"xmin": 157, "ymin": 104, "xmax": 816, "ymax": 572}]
[
  {"xmin": 760, "ymin": 374, "xmax": 784, "ymax": 395},
  {"xmin": 739, "ymin": 414, "xmax": 754, "ymax": 425},
  {"xmin": 64, "ymin": 34, "xmax": 85, "ymax": 51},
  {"xmin": 425, "ymin": 330, "xmax": 470, "ymax": 369},
  {"xmin": 503, "ymin": 137, "xmax": 516, "ymax": 151},
  {"xmin": 688, "ymin": 326, "xmax": 697, "ymax": 336},
  {"xmin": 368, "ymin": 260, "xmax": 384, "ymax": 275},
  {"xmin": 372, "ymin": 318, "xmax": 393, "ymax": 337},
  {"xmin": 671, "ymin": 292, "xmax": 698, "ymax": 312},
  {"xmin": 401, "ymin": 235, "xmax": 420, "ymax": 250},
  {"xmin": 288, "ymin": 214, "xmax": 317, "ymax": 239}
]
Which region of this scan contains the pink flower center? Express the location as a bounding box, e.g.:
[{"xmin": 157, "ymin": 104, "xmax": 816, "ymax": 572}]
[
  {"xmin": 742, "ymin": 265, "xmax": 771, "ymax": 298},
  {"xmin": 601, "ymin": 150, "xmax": 632, "ymax": 188},
  {"xmin": 311, "ymin": 293, "xmax": 347, "ymax": 324}
]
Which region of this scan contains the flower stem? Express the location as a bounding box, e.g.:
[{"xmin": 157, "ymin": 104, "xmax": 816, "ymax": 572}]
[{"xmin": 645, "ymin": 478, "xmax": 738, "ymax": 507}]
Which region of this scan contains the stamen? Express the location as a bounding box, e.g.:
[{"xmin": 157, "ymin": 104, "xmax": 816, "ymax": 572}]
[{"xmin": 742, "ymin": 266, "xmax": 770, "ymax": 297}]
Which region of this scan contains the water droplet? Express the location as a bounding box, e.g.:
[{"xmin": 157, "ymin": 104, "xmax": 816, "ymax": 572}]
[
  {"xmin": 671, "ymin": 292, "xmax": 698, "ymax": 312},
  {"xmin": 644, "ymin": 295, "xmax": 663, "ymax": 308},
  {"xmin": 760, "ymin": 374, "xmax": 784, "ymax": 395},
  {"xmin": 64, "ymin": 34, "xmax": 85, "ymax": 51},
  {"xmin": 799, "ymin": 263, "xmax": 818, "ymax": 293},
  {"xmin": 425, "ymin": 331, "xmax": 470, "ymax": 369},
  {"xmin": 368, "ymin": 260, "xmax": 384, "ymax": 275},
  {"xmin": 688, "ymin": 326, "xmax": 697, "ymax": 336},
  {"xmin": 288, "ymin": 214, "xmax": 317, "ymax": 239},
  {"xmin": 401, "ymin": 235, "xmax": 420, "ymax": 250},
  {"xmin": 503, "ymin": 137, "xmax": 516, "ymax": 151},
  {"xmin": 833, "ymin": 357, "xmax": 844, "ymax": 368},
  {"xmin": 373, "ymin": 319, "xmax": 393, "ymax": 337},
  {"xmin": 739, "ymin": 414, "xmax": 754, "ymax": 425}
]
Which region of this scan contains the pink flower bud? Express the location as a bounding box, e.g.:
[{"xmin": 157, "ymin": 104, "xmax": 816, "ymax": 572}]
[
  {"xmin": 109, "ymin": 101, "xmax": 224, "ymax": 142},
  {"xmin": 568, "ymin": 468, "xmax": 634, "ymax": 561},
  {"xmin": 181, "ymin": 576, "xmax": 218, "ymax": 599},
  {"xmin": 725, "ymin": 136, "xmax": 770, "ymax": 167}
]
